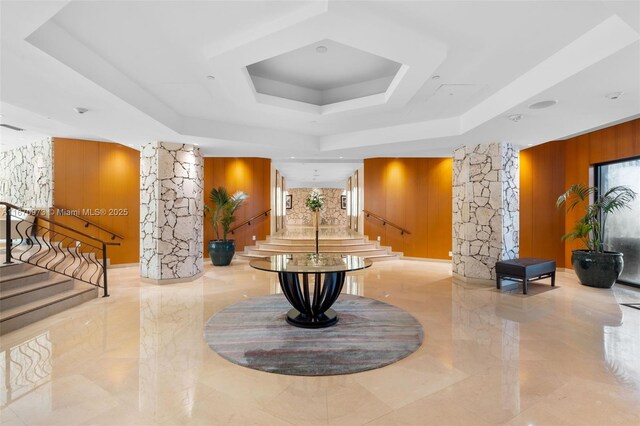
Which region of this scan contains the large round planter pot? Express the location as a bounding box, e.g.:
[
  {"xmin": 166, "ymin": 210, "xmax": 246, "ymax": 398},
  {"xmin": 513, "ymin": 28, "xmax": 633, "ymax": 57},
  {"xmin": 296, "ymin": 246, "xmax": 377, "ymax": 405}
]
[
  {"xmin": 571, "ymin": 250, "xmax": 624, "ymax": 289},
  {"xmin": 209, "ymin": 240, "xmax": 235, "ymax": 266}
]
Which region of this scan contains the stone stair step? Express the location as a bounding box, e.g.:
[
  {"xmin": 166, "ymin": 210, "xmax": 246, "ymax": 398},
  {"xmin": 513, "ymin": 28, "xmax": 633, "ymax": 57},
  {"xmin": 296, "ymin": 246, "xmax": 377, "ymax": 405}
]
[
  {"xmin": 247, "ymin": 247, "xmax": 390, "ymax": 255},
  {"xmin": 0, "ymin": 275, "xmax": 75, "ymax": 311},
  {"xmin": 0, "ymin": 285, "xmax": 98, "ymax": 335},
  {"xmin": 0, "ymin": 262, "xmax": 26, "ymax": 275},
  {"xmin": 0, "ymin": 266, "xmax": 50, "ymax": 291},
  {"xmin": 236, "ymin": 252, "xmax": 399, "ymax": 262},
  {"xmin": 240, "ymin": 231, "xmax": 401, "ymax": 261},
  {"xmin": 257, "ymin": 243, "xmax": 380, "ymax": 251},
  {"xmin": 266, "ymin": 237, "xmax": 370, "ymax": 245}
]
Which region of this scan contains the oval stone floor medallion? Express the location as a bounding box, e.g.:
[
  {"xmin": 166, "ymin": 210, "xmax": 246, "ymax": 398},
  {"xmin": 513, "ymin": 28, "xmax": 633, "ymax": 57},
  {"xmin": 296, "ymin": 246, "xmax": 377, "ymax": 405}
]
[{"xmin": 204, "ymin": 294, "xmax": 424, "ymax": 376}]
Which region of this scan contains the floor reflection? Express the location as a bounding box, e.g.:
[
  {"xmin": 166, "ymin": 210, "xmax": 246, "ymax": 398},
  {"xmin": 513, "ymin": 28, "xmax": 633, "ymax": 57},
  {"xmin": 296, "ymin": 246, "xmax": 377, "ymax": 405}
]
[
  {"xmin": 0, "ymin": 331, "xmax": 52, "ymax": 407},
  {"xmin": 604, "ymin": 288, "xmax": 640, "ymax": 390},
  {"xmin": 138, "ymin": 284, "xmax": 203, "ymax": 420},
  {"xmin": 0, "ymin": 261, "xmax": 638, "ymax": 425}
]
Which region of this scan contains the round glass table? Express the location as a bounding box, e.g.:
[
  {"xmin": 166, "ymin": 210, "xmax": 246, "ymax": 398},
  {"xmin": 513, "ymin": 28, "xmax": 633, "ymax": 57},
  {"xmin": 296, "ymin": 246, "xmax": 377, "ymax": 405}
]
[{"xmin": 250, "ymin": 254, "xmax": 372, "ymax": 328}]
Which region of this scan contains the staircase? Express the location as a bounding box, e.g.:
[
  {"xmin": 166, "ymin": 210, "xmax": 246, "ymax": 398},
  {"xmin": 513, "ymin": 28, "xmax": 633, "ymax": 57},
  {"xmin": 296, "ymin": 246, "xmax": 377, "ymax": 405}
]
[
  {"xmin": 1, "ymin": 202, "xmax": 118, "ymax": 335},
  {"xmin": 238, "ymin": 234, "xmax": 401, "ymax": 261},
  {"xmin": 0, "ymin": 262, "xmax": 97, "ymax": 335}
]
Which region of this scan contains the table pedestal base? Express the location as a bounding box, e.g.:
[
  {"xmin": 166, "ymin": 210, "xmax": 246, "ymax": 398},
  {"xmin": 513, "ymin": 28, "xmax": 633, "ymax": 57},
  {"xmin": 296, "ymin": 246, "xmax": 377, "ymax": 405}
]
[
  {"xmin": 286, "ymin": 308, "xmax": 338, "ymax": 328},
  {"xmin": 278, "ymin": 271, "xmax": 345, "ymax": 329}
]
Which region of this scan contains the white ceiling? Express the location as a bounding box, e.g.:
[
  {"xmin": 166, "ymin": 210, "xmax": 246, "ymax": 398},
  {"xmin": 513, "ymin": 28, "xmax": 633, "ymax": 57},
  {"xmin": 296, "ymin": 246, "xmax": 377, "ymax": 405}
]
[
  {"xmin": 1, "ymin": 1, "xmax": 639, "ymax": 186},
  {"xmin": 274, "ymin": 160, "xmax": 362, "ymax": 188},
  {"xmin": 248, "ymin": 39, "xmax": 401, "ymax": 91},
  {"xmin": 247, "ymin": 38, "xmax": 401, "ymax": 106}
]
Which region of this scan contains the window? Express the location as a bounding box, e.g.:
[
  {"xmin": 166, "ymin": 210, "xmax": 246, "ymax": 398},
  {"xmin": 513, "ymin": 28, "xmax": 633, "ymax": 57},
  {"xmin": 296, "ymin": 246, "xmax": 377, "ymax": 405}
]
[{"xmin": 596, "ymin": 157, "xmax": 640, "ymax": 286}]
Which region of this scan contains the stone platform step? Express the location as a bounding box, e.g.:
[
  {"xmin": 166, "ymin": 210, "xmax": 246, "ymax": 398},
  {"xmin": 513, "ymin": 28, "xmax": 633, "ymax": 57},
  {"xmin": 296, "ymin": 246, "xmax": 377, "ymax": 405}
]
[
  {"xmin": 0, "ymin": 262, "xmax": 98, "ymax": 335},
  {"xmin": 266, "ymin": 236, "xmax": 371, "ymax": 245},
  {"xmin": 257, "ymin": 242, "xmax": 380, "ymax": 251},
  {"xmin": 238, "ymin": 232, "xmax": 401, "ymax": 261}
]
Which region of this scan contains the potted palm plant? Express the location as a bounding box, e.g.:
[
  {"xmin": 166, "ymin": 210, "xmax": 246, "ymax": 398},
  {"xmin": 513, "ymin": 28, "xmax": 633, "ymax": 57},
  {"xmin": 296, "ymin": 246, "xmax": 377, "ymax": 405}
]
[
  {"xmin": 556, "ymin": 183, "xmax": 637, "ymax": 288},
  {"xmin": 205, "ymin": 186, "xmax": 248, "ymax": 266}
]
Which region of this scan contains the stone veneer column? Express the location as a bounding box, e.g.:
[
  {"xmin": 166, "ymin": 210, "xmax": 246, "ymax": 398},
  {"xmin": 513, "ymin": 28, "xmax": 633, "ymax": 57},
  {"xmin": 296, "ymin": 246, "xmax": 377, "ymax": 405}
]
[
  {"xmin": 140, "ymin": 142, "xmax": 203, "ymax": 281},
  {"xmin": 452, "ymin": 143, "xmax": 519, "ymax": 280},
  {"xmin": 0, "ymin": 137, "xmax": 53, "ymax": 208}
]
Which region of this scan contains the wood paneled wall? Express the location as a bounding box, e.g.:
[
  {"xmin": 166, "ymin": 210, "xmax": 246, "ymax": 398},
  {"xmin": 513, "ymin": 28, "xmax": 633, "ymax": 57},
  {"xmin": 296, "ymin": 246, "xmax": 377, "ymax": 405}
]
[
  {"xmin": 363, "ymin": 158, "xmax": 452, "ymax": 259},
  {"xmin": 520, "ymin": 118, "xmax": 640, "ymax": 267},
  {"xmin": 52, "ymin": 138, "xmax": 140, "ymax": 265},
  {"xmin": 519, "ymin": 140, "xmax": 567, "ymax": 265},
  {"xmin": 203, "ymin": 158, "xmax": 271, "ymax": 256}
]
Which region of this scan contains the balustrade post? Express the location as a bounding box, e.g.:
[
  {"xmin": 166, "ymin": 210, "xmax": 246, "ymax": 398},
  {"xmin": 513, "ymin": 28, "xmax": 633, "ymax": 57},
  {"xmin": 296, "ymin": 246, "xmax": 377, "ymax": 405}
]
[
  {"xmin": 4, "ymin": 206, "xmax": 13, "ymax": 264},
  {"xmin": 102, "ymin": 243, "xmax": 109, "ymax": 297}
]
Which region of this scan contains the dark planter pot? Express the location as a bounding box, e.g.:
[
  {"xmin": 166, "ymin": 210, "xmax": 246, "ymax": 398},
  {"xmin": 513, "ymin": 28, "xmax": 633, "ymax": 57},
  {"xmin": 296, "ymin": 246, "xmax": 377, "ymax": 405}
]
[
  {"xmin": 208, "ymin": 240, "xmax": 235, "ymax": 266},
  {"xmin": 571, "ymin": 250, "xmax": 624, "ymax": 289}
]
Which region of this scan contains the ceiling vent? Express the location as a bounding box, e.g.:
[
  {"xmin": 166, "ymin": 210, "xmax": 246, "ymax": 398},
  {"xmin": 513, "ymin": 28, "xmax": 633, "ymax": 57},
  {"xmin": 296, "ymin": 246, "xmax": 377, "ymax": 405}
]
[{"xmin": 0, "ymin": 124, "xmax": 24, "ymax": 131}]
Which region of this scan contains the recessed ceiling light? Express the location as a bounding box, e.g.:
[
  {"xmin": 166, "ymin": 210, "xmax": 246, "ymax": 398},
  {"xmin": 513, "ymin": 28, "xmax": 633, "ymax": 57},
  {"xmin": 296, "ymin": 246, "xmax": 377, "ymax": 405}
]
[
  {"xmin": 527, "ymin": 144, "xmax": 533, "ymax": 147},
  {"xmin": 193, "ymin": 143, "xmax": 199, "ymax": 146},
  {"xmin": 507, "ymin": 114, "xmax": 524, "ymax": 122},
  {"xmin": 339, "ymin": 156, "xmax": 343, "ymax": 159},
  {"xmin": 73, "ymin": 107, "xmax": 88, "ymax": 114},
  {"xmin": 290, "ymin": 156, "xmax": 295, "ymax": 159},
  {"xmin": 605, "ymin": 91, "xmax": 624, "ymax": 100},
  {"xmin": 432, "ymin": 75, "xmax": 440, "ymax": 80},
  {"xmin": 315, "ymin": 45, "xmax": 327, "ymax": 54},
  {"xmin": 0, "ymin": 114, "xmax": 3, "ymax": 118},
  {"xmin": 206, "ymin": 75, "xmax": 215, "ymax": 80},
  {"xmin": 529, "ymin": 100, "xmax": 558, "ymax": 109}
]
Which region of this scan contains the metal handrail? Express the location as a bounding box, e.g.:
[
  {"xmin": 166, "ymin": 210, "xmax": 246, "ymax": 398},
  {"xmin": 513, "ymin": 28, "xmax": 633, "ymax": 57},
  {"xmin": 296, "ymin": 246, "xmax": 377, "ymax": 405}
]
[
  {"xmin": 362, "ymin": 209, "xmax": 412, "ymax": 235},
  {"xmin": 52, "ymin": 205, "xmax": 124, "ymax": 240},
  {"xmin": 229, "ymin": 209, "xmax": 271, "ymax": 235},
  {"xmin": 1, "ymin": 201, "xmax": 118, "ymax": 297},
  {"xmin": 1, "ymin": 203, "xmax": 119, "ymax": 246}
]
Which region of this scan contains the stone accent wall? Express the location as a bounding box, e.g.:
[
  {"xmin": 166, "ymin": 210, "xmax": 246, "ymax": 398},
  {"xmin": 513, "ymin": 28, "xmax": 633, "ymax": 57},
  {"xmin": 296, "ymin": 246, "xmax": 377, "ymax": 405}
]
[
  {"xmin": 452, "ymin": 143, "xmax": 519, "ymax": 280},
  {"xmin": 286, "ymin": 188, "xmax": 347, "ymax": 226},
  {"xmin": 0, "ymin": 138, "xmax": 53, "ymax": 208},
  {"xmin": 140, "ymin": 142, "xmax": 203, "ymax": 281}
]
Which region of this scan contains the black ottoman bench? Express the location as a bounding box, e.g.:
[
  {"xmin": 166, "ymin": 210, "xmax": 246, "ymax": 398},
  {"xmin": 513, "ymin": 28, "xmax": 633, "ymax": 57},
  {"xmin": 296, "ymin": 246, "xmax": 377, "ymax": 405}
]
[{"xmin": 496, "ymin": 258, "xmax": 556, "ymax": 294}]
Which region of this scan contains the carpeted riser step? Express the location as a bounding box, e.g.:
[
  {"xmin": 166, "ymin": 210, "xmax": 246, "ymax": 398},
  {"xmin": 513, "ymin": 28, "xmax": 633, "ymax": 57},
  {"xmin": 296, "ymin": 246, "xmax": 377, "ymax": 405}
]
[
  {"xmin": 0, "ymin": 287, "xmax": 98, "ymax": 335},
  {"xmin": 0, "ymin": 278, "xmax": 75, "ymax": 311}
]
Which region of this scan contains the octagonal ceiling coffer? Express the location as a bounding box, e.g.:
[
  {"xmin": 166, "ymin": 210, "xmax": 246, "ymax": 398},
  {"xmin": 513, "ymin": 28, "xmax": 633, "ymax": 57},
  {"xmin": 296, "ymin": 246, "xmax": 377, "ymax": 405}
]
[{"xmin": 247, "ymin": 39, "xmax": 402, "ymax": 106}]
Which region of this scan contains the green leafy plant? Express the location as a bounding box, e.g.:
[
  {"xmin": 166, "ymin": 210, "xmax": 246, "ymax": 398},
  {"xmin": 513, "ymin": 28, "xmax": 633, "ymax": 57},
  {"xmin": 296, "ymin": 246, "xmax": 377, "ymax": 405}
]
[
  {"xmin": 305, "ymin": 189, "xmax": 324, "ymax": 212},
  {"xmin": 556, "ymin": 183, "xmax": 636, "ymax": 252},
  {"xmin": 204, "ymin": 186, "xmax": 248, "ymax": 241}
]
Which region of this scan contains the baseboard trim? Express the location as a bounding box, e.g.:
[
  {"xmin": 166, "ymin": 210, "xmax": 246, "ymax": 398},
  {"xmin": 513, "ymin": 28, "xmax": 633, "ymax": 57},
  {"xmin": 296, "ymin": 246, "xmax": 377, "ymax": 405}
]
[
  {"xmin": 451, "ymin": 272, "xmax": 494, "ymax": 286},
  {"xmin": 401, "ymin": 256, "xmax": 451, "ymax": 263},
  {"xmin": 109, "ymin": 262, "xmax": 139, "ymax": 269},
  {"xmin": 141, "ymin": 271, "xmax": 204, "ymax": 285}
]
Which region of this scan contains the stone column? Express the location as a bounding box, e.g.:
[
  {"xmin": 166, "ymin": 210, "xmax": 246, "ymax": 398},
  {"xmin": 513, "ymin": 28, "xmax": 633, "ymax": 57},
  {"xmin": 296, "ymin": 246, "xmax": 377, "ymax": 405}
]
[
  {"xmin": 452, "ymin": 143, "xmax": 519, "ymax": 280},
  {"xmin": 140, "ymin": 142, "xmax": 203, "ymax": 282}
]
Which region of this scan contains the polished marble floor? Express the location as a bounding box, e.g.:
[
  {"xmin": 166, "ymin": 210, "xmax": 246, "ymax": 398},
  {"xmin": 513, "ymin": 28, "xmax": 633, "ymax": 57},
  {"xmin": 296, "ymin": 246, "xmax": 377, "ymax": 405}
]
[{"xmin": 1, "ymin": 259, "xmax": 639, "ymax": 425}]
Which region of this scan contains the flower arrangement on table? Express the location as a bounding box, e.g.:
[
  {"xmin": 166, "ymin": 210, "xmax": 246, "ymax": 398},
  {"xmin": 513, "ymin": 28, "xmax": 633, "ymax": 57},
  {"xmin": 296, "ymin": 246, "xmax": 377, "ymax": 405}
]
[
  {"xmin": 305, "ymin": 189, "xmax": 324, "ymax": 254},
  {"xmin": 305, "ymin": 189, "xmax": 325, "ymax": 211}
]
